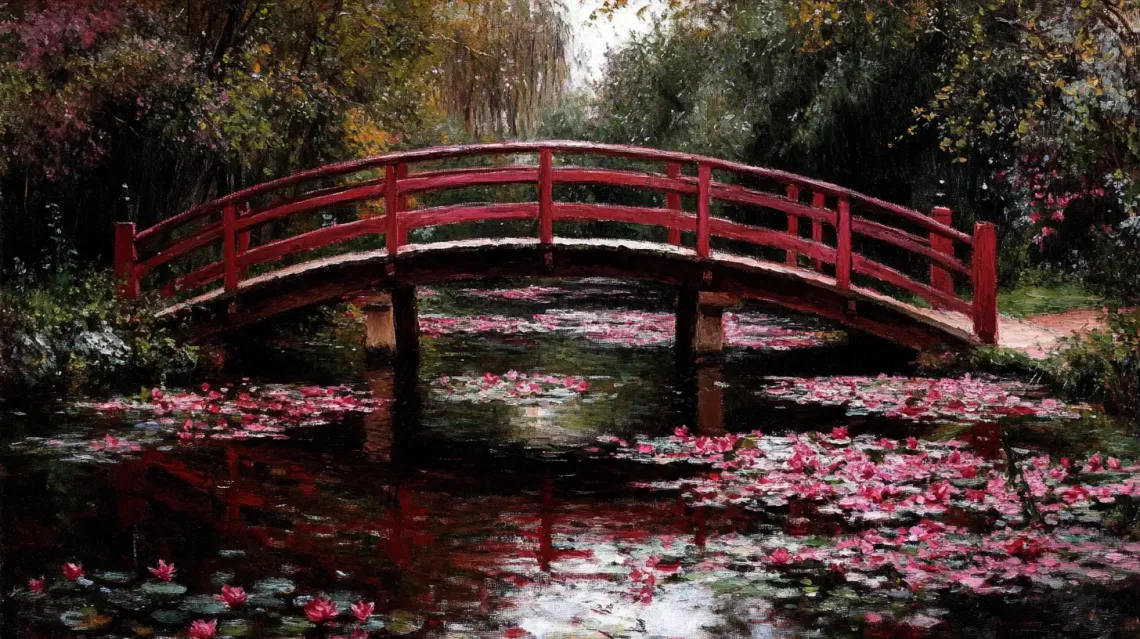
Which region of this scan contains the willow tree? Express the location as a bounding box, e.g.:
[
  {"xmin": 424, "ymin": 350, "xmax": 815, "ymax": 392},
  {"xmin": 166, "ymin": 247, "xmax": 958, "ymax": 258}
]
[{"xmin": 435, "ymin": 0, "xmax": 571, "ymax": 139}]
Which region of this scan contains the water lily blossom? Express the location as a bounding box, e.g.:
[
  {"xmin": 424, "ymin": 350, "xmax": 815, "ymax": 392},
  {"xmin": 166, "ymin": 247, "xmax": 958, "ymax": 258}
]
[
  {"xmin": 304, "ymin": 596, "xmax": 340, "ymax": 623},
  {"xmin": 28, "ymin": 577, "xmax": 44, "ymax": 593},
  {"xmin": 188, "ymin": 619, "xmax": 216, "ymax": 639},
  {"xmin": 148, "ymin": 559, "xmax": 176, "ymax": 582},
  {"xmin": 62, "ymin": 563, "xmax": 84, "ymax": 581},
  {"xmin": 214, "ymin": 584, "xmax": 247, "ymax": 608},
  {"xmin": 350, "ymin": 599, "xmax": 375, "ymax": 622}
]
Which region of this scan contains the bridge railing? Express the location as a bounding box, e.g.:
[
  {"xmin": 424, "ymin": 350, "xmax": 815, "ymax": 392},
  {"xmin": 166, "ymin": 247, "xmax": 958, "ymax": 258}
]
[{"xmin": 113, "ymin": 141, "xmax": 998, "ymax": 343}]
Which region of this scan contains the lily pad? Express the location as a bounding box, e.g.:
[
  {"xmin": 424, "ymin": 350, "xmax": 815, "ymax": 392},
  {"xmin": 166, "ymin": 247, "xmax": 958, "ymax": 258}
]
[
  {"xmin": 60, "ymin": 608, "xmax": 114, "ymax": 631},
  {"xmin": 210, "ymin": 571, "xmax": 236, "ymax": 586},
  {"xmin": 217, "ymin": 619, "xmax": 251, "ymax": 637},
  {"xmin": 253, "ymin": 577, "xmax": 295, "ymax": 595},
  {"xmin": 141, "ymin": 582, "xmax": 187, "ymax": 596},
  {"xmin": 275, "ymin": 616, "xmax": 313, "ymax": 634},
  {"xmin": 180, "ymin": 595, "xmax": 228, "ymax": 615},
  {"xmin": 96, "ymin": 571, "xmax": 135, "ymax": 584},
  {"xmin": 246, "ymin": 594, "xmax": 286, "ymax": 609},
  {"xmin": 387, "ymin": 610, "xmax": 424, "ymax": 635},
  {"xmin": 151, "ymin": 609, "xmax": 188, "ymax": 625},
  {"xmin": 104, "ymin": 588, "xmax": 152, "ymax": 611},
  {"xmin": 219, "ymin": 549, "xmax": 246, "ymax": 558}
]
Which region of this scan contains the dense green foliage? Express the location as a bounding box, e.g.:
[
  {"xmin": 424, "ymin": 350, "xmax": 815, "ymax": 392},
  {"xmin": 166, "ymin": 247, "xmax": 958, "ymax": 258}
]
[
  {"xmin": 1051, "ymin": 310, "xmax": 1140, "ymax": 424},
  {"xmin": 0, "ymin": 215, "xmax": 197, "ymax": 392}
]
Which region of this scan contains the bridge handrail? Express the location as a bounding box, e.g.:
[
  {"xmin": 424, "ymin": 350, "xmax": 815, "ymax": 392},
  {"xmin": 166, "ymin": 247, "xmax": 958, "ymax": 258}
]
[{"xmin": 114, "ymin": 141, "xmax": 998, "ymax": 343}]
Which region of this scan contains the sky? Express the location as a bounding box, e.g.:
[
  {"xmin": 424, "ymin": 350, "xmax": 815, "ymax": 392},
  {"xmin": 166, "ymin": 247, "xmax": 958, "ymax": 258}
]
[{"xmin": 563, "ymin": 0, "xmax": 663, "ymax": 89}]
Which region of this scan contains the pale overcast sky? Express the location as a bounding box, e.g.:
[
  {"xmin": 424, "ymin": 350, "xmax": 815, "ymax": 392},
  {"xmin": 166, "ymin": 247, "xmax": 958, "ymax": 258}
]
[{"xmin": 564, "ymin": 0, "xmax": 663, "ymax": 89}]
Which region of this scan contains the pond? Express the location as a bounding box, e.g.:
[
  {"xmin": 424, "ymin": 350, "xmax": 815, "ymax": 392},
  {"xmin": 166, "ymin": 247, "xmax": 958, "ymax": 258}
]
[{"xmin": 3, "ymin": 279, "xmax": 1140, "ymax": 638}]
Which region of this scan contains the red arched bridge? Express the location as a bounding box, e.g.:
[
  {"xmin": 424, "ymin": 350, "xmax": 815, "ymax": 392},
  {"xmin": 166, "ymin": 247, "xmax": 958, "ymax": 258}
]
[{"xmin": 114, "ymin": 141, "xmax": 1005, "ymax": 351}]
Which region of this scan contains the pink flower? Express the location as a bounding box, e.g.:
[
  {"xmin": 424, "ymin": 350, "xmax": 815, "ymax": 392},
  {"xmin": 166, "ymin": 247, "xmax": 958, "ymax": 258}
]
[
  {"xmin": 151, "ymin": 388, "xmax": 164, "ymax": 401},
  {"xmin": 188, "ymin": 619, "xmax": 217, "ymax": 639},
  {"xmin": 637, "ymin": 443, "xmax": 655, "ymax": 454},
  {"xmin": 28, "ymin": 577, "xmax": 44, "ymax": 593},
  {"xmin": 865, "ymin": 612, "xmax": 883, "ymax": 624},
  {"xmin": 1051, "ymin": 210, "xmax": 1064, "ymax": 221},
  {"xmin": 304, "ymin": 596, "xmax": 340, "ymax": 623},
  {"xmin": 673, "ymin": 426, "xmax": 690, "ymax": 438},
  {"xmin": 906, "ymin": 437, "xmax": 919, "ymax": 450},
  {"xmin": 214, "ymin": 585, "xmax": 247, "ymax": 608},
  {"xmin": 350, "ymin": 600, "xmax": 375, "ymax": 622},
  {"xmin": 148, "ymin": 559, "xmax": 176, "ymax": 582},
  {"xmin": 830, "ymin": 427, "xmax": 849, "ymax": 440},
  {"xmin": 1107, "ymin": 457, "xmax": 1122, "ymax": 470},
  {"xmin": 201, "ymin": 383, "xmax": 211, "ymax": 392},
  {"xmin": 768, "ymin": 548, "xmax": 791, "ymax": 564},
  {"xmin": 62, "ymin": 563, "xmax": 84, "ymax": 581}
]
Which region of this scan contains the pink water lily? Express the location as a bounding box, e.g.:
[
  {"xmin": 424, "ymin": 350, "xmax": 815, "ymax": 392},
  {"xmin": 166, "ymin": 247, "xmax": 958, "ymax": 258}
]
[
  {"xmin": 350, "ymin": 599, "xmax": 374, "ymax": 622},
  {"xmin": 768, "ymin": 548, "xmax": 791, "ymax": 564},
  {"xmin": 304, "ymin": 596, "xmax": 340, "ymax": 623},
  {"xmin": 28, "ymin": 577, "xmax": 44, "ymax": 592},
  {"xmin": 148, "ymin": 559, "xmax": 176, "ymax": 582},
  {"xmin": 214, "ymin": 584, "xmax": 247, "ymax": 607},
  {"xmin": 188, "ymin": 619, "xmax": 216, "ymax": 639},
  {"xmin": 62, "ymin": 563, "xmax": 83, "ymax": 581}
]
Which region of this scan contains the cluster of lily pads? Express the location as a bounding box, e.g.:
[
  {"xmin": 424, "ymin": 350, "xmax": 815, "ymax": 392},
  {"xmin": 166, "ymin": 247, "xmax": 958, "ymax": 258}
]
[
  {"xmin": 433, "ymin": 371, "xmax": 597, "ymax": 404},
  {"xmin": 759, "ymin": 374, "xmax": 1085, "ymax": 422},
  {"xmin": 420, "ymin": 309, "xmax": 840, "ymax": 350},
  {"xmin": 570, "ymin": 425, "xmax": 1140, "ymax": 629},
  {"xmin": 14, "ymin": 556, "xmax": 422, "ymax": 638},
  {"xmin": 11, "ymin": 384, "xmax": 384, "ymax": 463}
]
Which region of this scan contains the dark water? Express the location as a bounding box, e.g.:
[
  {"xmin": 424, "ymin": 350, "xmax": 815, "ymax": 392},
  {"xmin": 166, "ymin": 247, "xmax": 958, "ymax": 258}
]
[{"xmin": 2, "ymin": 279, "xmax": 1140, "ymax": 638}]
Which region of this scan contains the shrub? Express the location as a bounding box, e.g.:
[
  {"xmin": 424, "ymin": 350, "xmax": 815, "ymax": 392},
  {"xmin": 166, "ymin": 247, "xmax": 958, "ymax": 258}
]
[
  {"xmin": 0, "ymin": 263, "xmax": 198, "ymax": 393},
  {"xmin": 1050, "ymin": 310, "xmax": 1140, "ymax": 424}
]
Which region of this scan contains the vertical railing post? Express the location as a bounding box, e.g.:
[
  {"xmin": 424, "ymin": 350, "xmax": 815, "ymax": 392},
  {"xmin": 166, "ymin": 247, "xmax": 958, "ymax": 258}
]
[
  {"xmin": 666, "ymin": 162, "xmax": 683, "ymax": 246},
  {"xmin": 539, "ymin": 148, "xmax": 553, "ymax": 244},
  {"xmin": 237, "ymin": 203, "xmax": 251, "ymax": 281},
  {"xmin": 971, "ymin": 222, "xmax": 998, "ymax": 344},
  {"xmin": 113, "ymin": 222, "xmax": 138, "ymax": 300},
  {"xmin": 396, "ymin": 163, "xmax": 409, "ymax": 246},
  {"xmin": 835, "ymin": 197, "xmax": 851, "ymax": 288},
  {"xmin": 785, "ymin": 184, "xmax": 799, "ymax": 266},
  {"xmin": 811, "ymin": 192, "xmax": 825, "ymax": 271},
  {"xmin": 697, "ymin": 164, "xmax": 711, "ymax": 258},
  {"xmin": 930, "ymin": 206, "xmax": 955, "ymax": 307},
  {"xmin": 386, "ymin": 164, "xmax": 399, "ymax": 257},
  {"xmin": 222, "ymin": 203, "xmax": 238, "ymax": 292}
]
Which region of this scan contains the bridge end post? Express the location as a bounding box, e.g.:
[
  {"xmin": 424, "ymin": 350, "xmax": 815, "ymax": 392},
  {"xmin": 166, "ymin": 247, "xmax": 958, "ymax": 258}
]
[
  {"xmin": 971, "ymin": 222, "xmax": 998, "ymax": 344},
  {"xmin": 930, "ymin": 206, "xmax": 955, "ymax": 308},
  {"xmin": 113, "ymin": 221, "xmax": 139, "ymax": 300}
]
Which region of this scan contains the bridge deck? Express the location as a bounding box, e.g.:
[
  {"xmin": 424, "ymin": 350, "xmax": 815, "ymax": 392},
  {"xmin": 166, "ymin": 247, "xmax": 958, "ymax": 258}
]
[{"xmin": 158, "ymin": 238, "xmax": 1060, "ymax": 356}]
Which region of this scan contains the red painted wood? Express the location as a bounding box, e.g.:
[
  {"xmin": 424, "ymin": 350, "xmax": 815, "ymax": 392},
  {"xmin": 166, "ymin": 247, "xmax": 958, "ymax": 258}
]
[
  {"xmin": 399, "ymin": 166, "xmax": 537, "ymax": 194},
  {"xmin": 698, "ymin": 180, "xmax": 836, "ymax": 226},
  {"xmin": 396, "ymin": 164, "xmax": 409, "ymax": 246},
  {"xmin": 114, "ymin": 222, "xmax": 138, "ymax": 300},
  {"xmin": 553, "ymin": 203, "xmax": 696, "ymax": 232},
  {"xmin": 539, "ymin": 149, "xmax": 553, "ymax": 243},
  {"xmin": 163, "ymin": 262, "xmax": 223, "ymax": 297},
  {"xmin": 708, "ymin": 218, "xmax": 836, "ymax": 266},
  {"xmin": 139, "ymin": 141, "xmax": 969, "ymax": 246},
  {"xmin": 697, "ymin": 164, "xmax": 711, "ymax": 258},
  {"xmin": 852, "ymin": 255, "xmax": 971, "ymax": 315},
  {"xmin": 238, "ymin": 217, "xmax": 385, "ymax": 270},
  {"xmin": 386, "ymin": 165, "xmax": 399, "ymax": 256},
  {"xmin": 851, "ymin": 218, "xmax": 968, "ymax": 275},
  {"xmin": 402, "ymin": 203, "xmax": 538, "ymax": 229},
  {"xmin": 138, "ymin": 222, "xmax": 221, "ymax": 275},
  {"xmin": 836, "ymin": 196, "xmax": 852, "ymax": 289},
  {"xmin": 666, "ymin": 163, "xmax": 683, "ymax": 245},
  {"xmin": 238, "ymin": 182, "xmax": 387, "ymax": 232},
  {"xmin": 223, "ymin": 204, "xmax": 238, "ymax": 292},
  {"xmin": 238, "ymin": 204, "xmax": 251, "ymax": 280},
  {"xmin": 785, "ymin": 185, "xmax": 799, "ymax": 266},
  {"xmin": 811, "ymin": 192, "xmax": 826, "ymax": 271},
  {"xmin": 930, "ymin": 206, "xmax": 955, "ymax": 306},
  {"xmin": 972, "ymin": 222, "xmax": 998, "ymax": 343}
]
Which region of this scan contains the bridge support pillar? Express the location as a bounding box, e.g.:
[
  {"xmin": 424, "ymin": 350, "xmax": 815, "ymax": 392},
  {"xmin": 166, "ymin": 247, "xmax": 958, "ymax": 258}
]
[
  {"xmin": 675, "ymin": 288, "xmax": 733, "ymax": 356},
  {"xmin": 363, "ymin": 293, "xmax": 396, "ymax": 359},
  {"xmin": 392, "ymin": 285, "xmax": 420, "ymax": 364}
]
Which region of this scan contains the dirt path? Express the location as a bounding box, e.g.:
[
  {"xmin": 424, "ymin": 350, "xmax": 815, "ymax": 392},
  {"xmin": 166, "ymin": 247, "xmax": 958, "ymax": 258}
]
[{"xmin": 1001, "ymin": 308, "xmax": 1108, "ymax": 359}]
